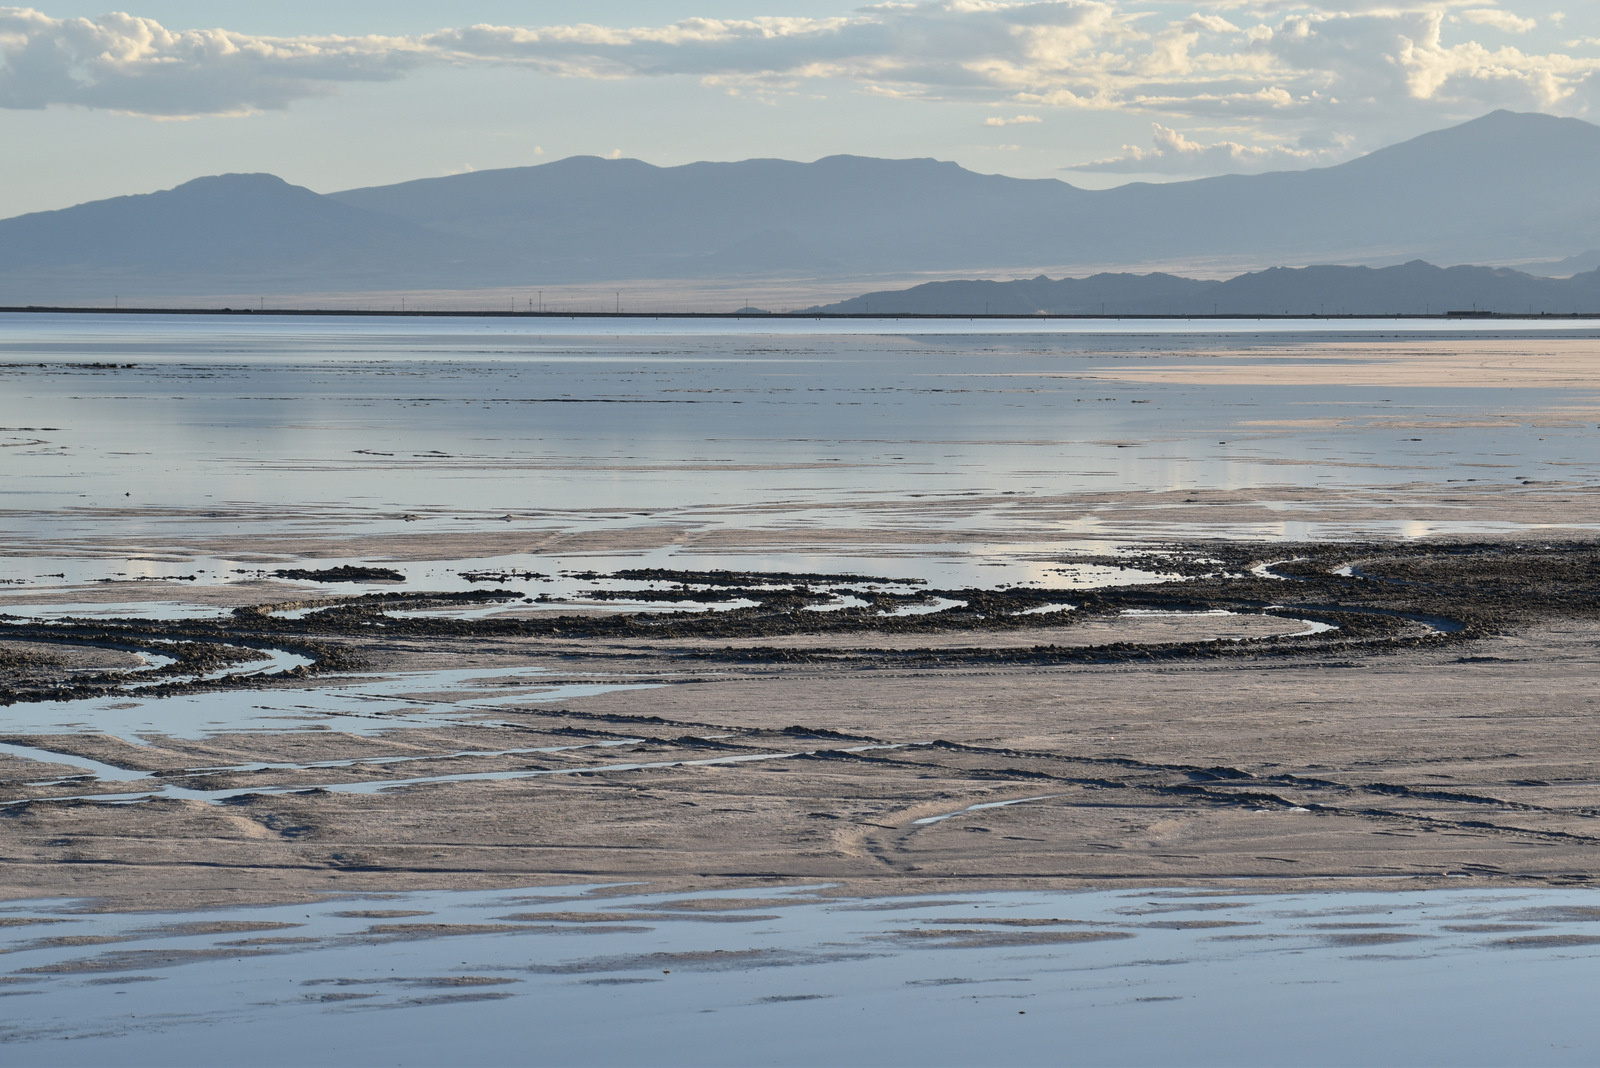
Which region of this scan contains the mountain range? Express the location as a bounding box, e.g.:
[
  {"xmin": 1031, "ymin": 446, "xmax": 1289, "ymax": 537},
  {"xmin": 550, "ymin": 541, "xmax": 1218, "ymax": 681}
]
[
  {"xmin": 805, "ymin": 261, "xmax": 1600, "ymax": 316},
  {"xmin": 3, "ymin": 110, "xmax": 1600, "ymax": 302}
]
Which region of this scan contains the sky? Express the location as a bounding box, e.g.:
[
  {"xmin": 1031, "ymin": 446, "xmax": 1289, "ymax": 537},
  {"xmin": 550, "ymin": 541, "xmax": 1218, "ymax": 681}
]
[{"xmin": 2, "ymin": 0, "xmax": 1597, "ymax": 217}]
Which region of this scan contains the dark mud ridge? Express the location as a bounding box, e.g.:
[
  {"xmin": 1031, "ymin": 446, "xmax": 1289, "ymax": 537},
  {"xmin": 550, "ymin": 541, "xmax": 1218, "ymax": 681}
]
[
  {"xmin": 271, "ymin": 565, "xmax": 406, "ymax": 583},
  {"xmin": 3, "ymin": 540, "xmax": 1598, "ymax": 704}
]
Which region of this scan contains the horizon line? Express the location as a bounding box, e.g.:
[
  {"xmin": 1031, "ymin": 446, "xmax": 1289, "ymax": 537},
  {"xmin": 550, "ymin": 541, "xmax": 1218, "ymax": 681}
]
[{"xmin": 3, "ymin": 307, "xmax": 1597, "ymax": 321}]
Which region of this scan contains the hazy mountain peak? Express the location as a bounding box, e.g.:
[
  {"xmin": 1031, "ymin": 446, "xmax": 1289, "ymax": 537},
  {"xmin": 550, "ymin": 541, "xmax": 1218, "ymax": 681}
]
[{"xmin": 170, "ymin": 172, "xmax": 296, "ymax": 193}]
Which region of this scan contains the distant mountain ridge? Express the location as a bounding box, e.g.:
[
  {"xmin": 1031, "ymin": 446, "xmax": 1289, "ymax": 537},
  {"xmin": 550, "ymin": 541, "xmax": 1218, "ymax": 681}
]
[
  {"xmin": 3, "ymin": 110, "xmax": 1600, "ymax": 301},
  {"xmin": 328, "ymin": 110, "xmax": 1600, "ymax": 279},
  {"xmin": 808, "ymin": 261, "xmax": 1600, "ymax": 316},
  {"xmin": 328, "ymin": 154, "xmax": 1082, "ymax": 281},
  {"xmin": 0, "ymin": 173, "xmax": 523, "ymax": 296}
]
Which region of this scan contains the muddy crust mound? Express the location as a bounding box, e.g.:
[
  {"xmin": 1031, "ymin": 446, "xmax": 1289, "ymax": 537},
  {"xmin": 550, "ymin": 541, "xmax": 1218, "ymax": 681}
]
[
  {"xmin": 3, "ymin": 540, "xmax": 1597, "ymax": 704},
  {"xmin": 270, "ymin": 565, "xmax": 406, "ymax": 583}
]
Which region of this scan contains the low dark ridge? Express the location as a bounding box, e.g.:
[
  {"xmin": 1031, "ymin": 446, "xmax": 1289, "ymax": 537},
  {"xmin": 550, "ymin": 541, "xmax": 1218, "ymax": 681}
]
[{"xmin": 272, "ymin": 566, "xmax": 406, "ymax": 583}]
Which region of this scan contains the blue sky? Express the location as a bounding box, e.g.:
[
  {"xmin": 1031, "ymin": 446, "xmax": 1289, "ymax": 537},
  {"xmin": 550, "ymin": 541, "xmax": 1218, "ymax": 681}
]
[{"xmin": 3, "ymin": 1, "xmax": 1596, "ymax": 216}]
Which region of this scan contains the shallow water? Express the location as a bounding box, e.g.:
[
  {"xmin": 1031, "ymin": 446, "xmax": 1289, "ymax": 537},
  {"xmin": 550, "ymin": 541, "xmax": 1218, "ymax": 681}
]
[
  {"xmin": 0, "ymin": 662, "xmax": 666, "ymax": 805},
  {"xmin": 3, "ymin": 883, "xmax": 1600, "ymax": 1066},
  {"xmin": 0, "ymin": 601, "xmax": 227, "ymax": 620},
  {"xmin": 4, "ymin": 314, "xmax": 1600, "ymax": 560},
  {"xmin": 0, "ymin": 666, "xmax": 655, "ymax": 743},
  {"xmin": 0, "ymin": 547, "xmax": 1164, "ymax": 610},
  {"xmin": 0, "ymin": 733, "xmax": 657, "ymax": 805}
]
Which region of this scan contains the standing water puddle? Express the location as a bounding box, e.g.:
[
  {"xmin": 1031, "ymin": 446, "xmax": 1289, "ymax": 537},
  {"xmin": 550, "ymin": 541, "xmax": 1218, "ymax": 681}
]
[
  {"xmin": 2, "ymin": 884, "xmax": 1599, "ymax": 1065},
  {"xmin": 0, "ymin": 666, "xmax": 658, "ymax": 742}
]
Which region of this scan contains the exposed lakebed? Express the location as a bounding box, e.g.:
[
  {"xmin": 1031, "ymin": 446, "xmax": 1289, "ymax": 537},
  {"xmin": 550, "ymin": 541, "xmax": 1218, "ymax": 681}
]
[{"xmin": 5, "ymin": 315, "xmax": 1600, "ymax": 1062}]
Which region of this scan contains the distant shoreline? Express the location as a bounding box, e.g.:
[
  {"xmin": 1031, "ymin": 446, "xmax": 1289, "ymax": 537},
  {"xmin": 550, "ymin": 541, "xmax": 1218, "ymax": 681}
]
[{"xmin": 3, "ymin": 305, "xmax": 1598, "ymax": 321}]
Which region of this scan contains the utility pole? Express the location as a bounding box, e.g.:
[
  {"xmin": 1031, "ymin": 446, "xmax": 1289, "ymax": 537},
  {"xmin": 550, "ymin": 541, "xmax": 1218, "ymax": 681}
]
[{"xmin": 615, "ymin": 291, "xmax": 621, "ymax": 314}]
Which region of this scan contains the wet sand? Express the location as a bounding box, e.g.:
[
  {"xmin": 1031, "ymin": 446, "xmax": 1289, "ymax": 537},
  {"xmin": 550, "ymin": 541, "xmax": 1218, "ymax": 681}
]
[{"xmin": 3, "ymin": 540, "xmax": 1600, "ymax": 909}]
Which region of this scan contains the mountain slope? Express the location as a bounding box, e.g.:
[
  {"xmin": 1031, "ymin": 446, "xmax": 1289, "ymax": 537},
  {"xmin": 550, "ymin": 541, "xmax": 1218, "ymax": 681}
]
[
  {"xmin": 0, "ymin": 174, "xmax": 526, "ymax": 299},
  {"xmin": 1081, "ymin": 111, "xmax": 1600, "ymax": 265},
  {"xmin": 331, "ymin": 154, "xmax": 1085, "ymax": 278}
]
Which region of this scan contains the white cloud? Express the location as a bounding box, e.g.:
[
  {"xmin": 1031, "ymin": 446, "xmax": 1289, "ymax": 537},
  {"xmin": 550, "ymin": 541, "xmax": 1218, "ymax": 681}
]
[
  {"xmin": 0, "ymin": 8, "xmax": 419, "ymax": 115},
  {"xmin": 1398, "ymin": 11, "xmax": 1592, "ymax": 106},
  {"xmin": 984, "ymin": 113, "xmax": 1043, "ymax": 125},
  {"xmin": 1186, "ymin": 14, "xmax": 1242, "ymax": 35},
  {"xmin": 0, "ymin": 3, "xmax": 1148, "ymax": 115},
  {"xmin": 1461, "ymin": 9, "xmax": 1537, "ymax": 34},
  {"xmin": 0, "ymin": 0, "xmax": 1593, "ymax": 140},
  {"xmin": 1068, "ymin": 122, "xmax": 1330, "ymax": 173}
]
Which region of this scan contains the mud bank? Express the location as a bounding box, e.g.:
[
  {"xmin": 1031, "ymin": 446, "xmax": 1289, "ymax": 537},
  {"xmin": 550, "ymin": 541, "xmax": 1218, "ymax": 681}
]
[
  {"xmin": 1, "ymin": 540, "xmax": 1599, "ymax": 907},
  {"xmin": 7, "ymin": 539, "xmax": 1592, "ymax": 703}
]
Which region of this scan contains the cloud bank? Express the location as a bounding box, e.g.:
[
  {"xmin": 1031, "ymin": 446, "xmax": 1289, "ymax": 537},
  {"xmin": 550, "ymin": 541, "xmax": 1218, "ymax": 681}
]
[
  {"xmin": 0, "ymin": 2, "xmax": 1594, "ymax": 171},
  {"xmin": 0, "ymin": 8, "xmax": 419, "ymax": 115}
]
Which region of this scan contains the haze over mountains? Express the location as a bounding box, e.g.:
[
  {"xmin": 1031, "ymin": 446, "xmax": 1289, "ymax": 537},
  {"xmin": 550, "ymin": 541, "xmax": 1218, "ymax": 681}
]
[{"xmin": 2, "ymin": 110, "xmax": 1599, "ymax": 306}]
